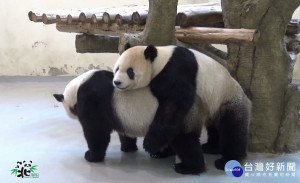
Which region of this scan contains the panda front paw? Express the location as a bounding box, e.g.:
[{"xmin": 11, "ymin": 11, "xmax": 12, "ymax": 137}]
[
  {"xmin": 84, "ymin": 150, "xmax": 104, "ymax": 162},
  {"xmin": 143, "ymin": 135, "xmax": 162, "ymax": 154}
]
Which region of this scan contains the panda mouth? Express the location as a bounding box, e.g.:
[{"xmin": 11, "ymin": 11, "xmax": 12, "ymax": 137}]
[{"xmin": 115, "ymin": 86, "xmax": 128, "ymax": 90}]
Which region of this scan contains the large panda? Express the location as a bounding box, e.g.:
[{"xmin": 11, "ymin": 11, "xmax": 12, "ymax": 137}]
[
  {"xmin": 53, "ymin": 69, "xmax": 209, "ymax": 174},
  {"xmin": 113, "ymin": 45, "xmax": 251, "ymax": 170}
]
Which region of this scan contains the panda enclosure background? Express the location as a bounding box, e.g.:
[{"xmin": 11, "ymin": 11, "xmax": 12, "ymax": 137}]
[{"xmin": 0, "ymin": 0, "xmax": 300, "ymax": 183}]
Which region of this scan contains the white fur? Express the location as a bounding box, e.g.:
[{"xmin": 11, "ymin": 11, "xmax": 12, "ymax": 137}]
[
  {"xmin": 113, "ymin": 87, "xmax": 158, "ymax": 137},
  {"xmin": 189, "ymin": 49, "xmax": 243, "ymax": 117},
  {"xmin": 113, "ymin": 46, "xmax": 244, "ymax": 118},
  {"xmin": 61, "ymin": 69, "xmax": 207, "ymax": 143},
  {"xmin": 151, "ymin": 46, "xmax": 176, "ymax": 78},
  {"xmin": 113, "ymin": 86, "xmax": 206, "ymax": 138},
  {"xmin": 61, "ymin": 69, "xmax": 98, "ymax": 119},
  {"xmin": 113, "ymin": 47, "xmax": 152, "ymax": 91}
]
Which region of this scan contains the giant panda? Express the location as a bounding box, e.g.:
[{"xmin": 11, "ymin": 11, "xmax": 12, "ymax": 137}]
[
  {"xmin": 53, "ymin": 69, "xmax": 209, "ymax": 175},
  {"xmin": 113, "ymin": 44, "xmax": 251, "ymax": 170}
]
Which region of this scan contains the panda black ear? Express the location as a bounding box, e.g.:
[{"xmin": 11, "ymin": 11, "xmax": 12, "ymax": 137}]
[
  {"xmin": 144, "ymin": 45, "xmax": 157, "ymax": 62},
  {"xmin": 124, "ymin": 43, "xmax": 131, "ymax": 51},
  {"xmin": 53, "ymin": 94, "xmax": 64, "ymax": 102}
]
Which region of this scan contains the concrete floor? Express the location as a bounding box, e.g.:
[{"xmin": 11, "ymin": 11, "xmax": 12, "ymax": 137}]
[{"xmin": 0, "ymin": 76, "xmax": 300, "ymax": 183}]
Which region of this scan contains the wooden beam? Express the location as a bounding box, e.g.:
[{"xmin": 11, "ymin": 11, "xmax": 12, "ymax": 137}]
[
  {"xmin": 28, "ymin": 11, "xmax": 43, "ymax": 22},
  {"xmin": 74, "ymin": 27, "xmax": 259, "ymax": 54},
  {"xmin": 42, "ymin": 13, "xmax": 57, "ymax": 24},
  {"xmin": 56, "ymin": 22, "xmax": 144, "ymax": 36},
  {"xmin": 175, "ymin": 27, "xmax": 260, "ymax": 45},
  {"xmin": 176, "ymin": 5, "xmax": 223, "ymax": 28},
  {"xmin": 29, "ymin": 4, "xmax": 299, "ymax": 36}
]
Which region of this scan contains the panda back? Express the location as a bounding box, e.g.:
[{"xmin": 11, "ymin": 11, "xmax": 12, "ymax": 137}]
[
  {"xmin": 63, "ymin": 69, "xmax": 99, "ymax": 108},
  {"xmin": 189, "ymin": 49, "xmax": 241, "ymax": 116}
]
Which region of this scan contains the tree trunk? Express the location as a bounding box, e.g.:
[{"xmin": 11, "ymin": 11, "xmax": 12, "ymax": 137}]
[
  {"xmin": 222, "ymin": 0, "xmax": 300, "ymax": 153},
  {"xmin": 118, "ymin": 0, "xmax": 178, "ymax": 52}
]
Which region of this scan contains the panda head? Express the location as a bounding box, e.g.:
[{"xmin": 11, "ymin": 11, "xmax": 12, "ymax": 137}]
[{"xmin": 113, "ymin": 44, "xmax": 157, "ymax": 91}]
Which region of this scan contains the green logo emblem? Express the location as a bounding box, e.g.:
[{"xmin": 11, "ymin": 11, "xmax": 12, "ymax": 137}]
[{"xmin": 11, "ymin": 161, "xmax": 39, "ymax": 178}]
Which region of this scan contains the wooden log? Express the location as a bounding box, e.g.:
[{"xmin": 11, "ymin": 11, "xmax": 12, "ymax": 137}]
[
  {"xmin": 90, "ymin": 7, "xmax": 120, "ymax": 24},
  {"xmin": 75, "ymin": 34, "xmax": 119, "ymax": 53},
  {"xmin": 56, "ymin": 22, "xmax": 144, "ymax": 35},
  {"xmin": 175, "ymin": 27, "xmax": 260, "ymax": 45},
  {"xmin": 58, "ymin": 23, "xmax": 259, "ymax": 45},
  {"xmin": 75, "ymin": 28, "xmax": 261, "ymax": 54},
  {"xmin": 79, "ymin": 12, "xmax": 94, "ymax": 23},
  {"xmin": 56, "ymin": 15, "xmax": 68, "ymax": 23},
  {"xmin": 28, "ymin": 11, "xmax": 43, "ymax": 22},
  {"xmin": 67, "ymin": 14, "xmax": 80, "ymax": 24},
  {"xmin": 132, "ymin": 11, "xmax": 147, "ymax": 25},
  {"xmin": 115, "ymin": 14, "xmax": 123, "ymax": 25},
  {"xmin": 176, "ymin": 5, "xmax": 223, "ymax": 28},
  {"xmin": 103, "ymin": 12, "xmax": 110, "ymax": 24},
  {"xmin": 28, "ymin": 4, "xmax": 220, "ymax": 25},
  {"xmin": 42, "ymin": 13, "xmax": 57, "ymax": 24},
  {"xmin": 30, "ymin": 3, "xmax": 298, "ymax": 36},
  {"xmin": 286, "ymin": 19, "xmax": 300, "ymax": 35},
  {"xmin": 91, "ymin": 13, "xmax": 103, "ymax": 24}
]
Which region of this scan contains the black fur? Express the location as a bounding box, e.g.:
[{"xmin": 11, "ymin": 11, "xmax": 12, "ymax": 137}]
[
  {"xmin": 144, "ymin": 45, "xmax": 158, "ymax": 62},
  {"xmin": 143, "ymin": 46, "xmax": 198, "ymax": 155},
  {"xmin": 202, "ymin": 125, "xmax": 220, "ymax": 154},
  {"xmin": 124, "ymin": 43, "xmax": 132, "ymax": 51},
  {"xmin": 127, "ymin": 68, "xmax": 135, "ymax": 80},
  {"xmin": 76, "ymin": 71, "xmax": 121, "ymax": 162},
  {"xmin": 58, "ymin": 69, "xmax": 206, "ymax": 174},
  {"xmin": 150, "ymin": 146, "xmax": 175, "ymax": 159},
  {"xmin": 69, "ymin": 104, "xmax": 77, "ymax": 116},
  {"xmin": 171, "ymin": 132, "xmax": 205, "ymax": 174},
  {"xmin": 119, "ymin": 134, "xmax": 138, "ymax": 152},
  {"xmin": 53, "ymin": 94, "xmax": 64, "ymax": 102},
  {"xmin": 214, "ymin": 101, "xmax": 249, "ymax": 170}
]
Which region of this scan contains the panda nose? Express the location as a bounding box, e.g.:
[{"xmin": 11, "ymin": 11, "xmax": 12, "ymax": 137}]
[{"xmin": 114, "ymin": 80, "xmax": 122, "ymax": 86}]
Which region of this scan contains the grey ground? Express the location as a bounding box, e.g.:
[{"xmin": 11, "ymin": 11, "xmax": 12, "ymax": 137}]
[{"xmin": 0, "ymin": 77, "xmax": 299, "ymax": 183}]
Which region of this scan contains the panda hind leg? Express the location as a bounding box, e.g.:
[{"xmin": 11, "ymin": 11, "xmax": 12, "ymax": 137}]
[
  {"xmin": 215, "ymin": 101, "xmax": 250, "ymax": 170},
  {"xmin": 119, "ymin": 134, "xmax": 138, "ymax": 152},
  {"xmin": 202, "ymin": 125, "xmax": 220, "ymax": 154},
  {"xmin": 171, "ymin": 132, "xmax": 205, "ymax": 175},
  {"xmin": 82, "ymin": 127, "xmax": 111, "ymax": 162}
]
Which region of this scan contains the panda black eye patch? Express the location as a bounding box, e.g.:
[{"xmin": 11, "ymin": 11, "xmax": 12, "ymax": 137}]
[{"xmin": 127, "ymin": 68, "xmax": 135, "ymax": 80}]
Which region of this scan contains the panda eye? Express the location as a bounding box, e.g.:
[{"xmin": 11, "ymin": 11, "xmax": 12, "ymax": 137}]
[
  {"xmin": 127, "ymin": 68, "xmax": 135, "ymax": 80},
  {"xmin": 115, "ymin": 66, "xmax": 119, "ymax": 73}
]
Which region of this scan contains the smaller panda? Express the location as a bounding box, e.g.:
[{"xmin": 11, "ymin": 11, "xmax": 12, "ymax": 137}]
[
  {"xmin": 113, "ymin": 44, "xmax": 251, "ymax": 170},
  {"xmin": 54, "ymin": 69, "xmax": 208, "ymax": 175}
]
